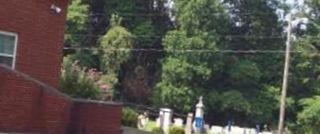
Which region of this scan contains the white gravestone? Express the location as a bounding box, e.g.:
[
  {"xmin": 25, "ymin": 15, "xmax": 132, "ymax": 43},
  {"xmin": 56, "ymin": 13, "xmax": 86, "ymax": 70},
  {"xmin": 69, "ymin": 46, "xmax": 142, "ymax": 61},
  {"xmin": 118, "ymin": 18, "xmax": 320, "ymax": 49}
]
[
  {"xmin": 159, "ymin": 108, "xmax": 173, "ymax": 134},
  {"xmin": 156, "ymin": 117, "xmax": 161, "ymax": 127},
  {"xmin": 174, "ymin": 118, "xmax": 184, "ymax": 127},
  {"xmin": 137, "ymin": 112, "xmax": 149, "ymax": 129},
  {"xmin": 222, "ymin": 126, "xmax": 258, "ymax": 134},
  {"xmin": 210, "ymin": 125, "xmax": 223, "ymax": 134},
  {"xmin": 185, "ymin": 113, "xmax": 193, "ymax": 134}
]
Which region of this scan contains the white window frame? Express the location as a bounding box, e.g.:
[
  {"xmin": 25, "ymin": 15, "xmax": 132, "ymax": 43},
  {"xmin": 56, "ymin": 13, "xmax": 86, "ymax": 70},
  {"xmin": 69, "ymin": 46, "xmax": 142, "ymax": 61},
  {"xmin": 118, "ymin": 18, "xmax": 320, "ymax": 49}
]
[{"xmin": 0, "ymin": 30, "xmax": 18, "ymax": 69}]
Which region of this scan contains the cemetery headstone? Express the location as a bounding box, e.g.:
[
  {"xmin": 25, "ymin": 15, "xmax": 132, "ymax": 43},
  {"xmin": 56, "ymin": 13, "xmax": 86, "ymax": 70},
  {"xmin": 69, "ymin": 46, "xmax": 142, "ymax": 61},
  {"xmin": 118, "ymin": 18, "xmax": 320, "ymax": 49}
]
[
  {"xmin": 159, "ymin": 108, "xmax": 173, "ymax": 134},
  {"xmin": 174, "ymin": 118, "xmax": 184, "ymax": 127},
  {"xmin": 210, "ymin": 125, "xmax": 223, "ymax": 134},
  {"xmin": 185, "ymin": 113, "xmax": 193, "ymax": 134},
  {"xmin": 137, "ymin": 112, "xmax": 149, "ymax": 129}
]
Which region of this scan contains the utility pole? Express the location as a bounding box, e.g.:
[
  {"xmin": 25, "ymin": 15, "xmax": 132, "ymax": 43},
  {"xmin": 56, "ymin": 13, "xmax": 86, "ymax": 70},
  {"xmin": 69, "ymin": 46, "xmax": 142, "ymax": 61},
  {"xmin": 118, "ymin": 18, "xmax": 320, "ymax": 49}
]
[{"xmin": 278, "ymin": 13, "xmax": 292, "ymax": 134}]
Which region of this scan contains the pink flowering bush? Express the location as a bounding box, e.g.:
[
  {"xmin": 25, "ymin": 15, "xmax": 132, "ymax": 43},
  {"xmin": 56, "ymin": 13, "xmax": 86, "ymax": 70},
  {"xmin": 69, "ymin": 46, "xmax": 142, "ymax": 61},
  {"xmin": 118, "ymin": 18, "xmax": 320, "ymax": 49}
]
[{"xmin": 60, "ymin": 57, "xmax": 111, "ymax": 100}]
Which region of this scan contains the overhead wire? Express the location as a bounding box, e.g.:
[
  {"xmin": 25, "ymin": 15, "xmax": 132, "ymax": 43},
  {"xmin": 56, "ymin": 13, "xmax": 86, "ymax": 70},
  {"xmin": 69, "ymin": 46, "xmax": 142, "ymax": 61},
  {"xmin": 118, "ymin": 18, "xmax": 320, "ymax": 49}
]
[
  {"xmin": 63, "ymin": 47, "xmax": 319, "ymax": 54},
  {"xmin": 88, "ymin": 11, "xmax": 286, "ymax": 17},
  {"xmin": 65, "ymin": 9, "xmax": 319, "ymax": 54},
  {"xmin": 63, "ymin": 35, "xmax": 318, "ymax": 54},
  {"xmin": 67, "ymin": 33, "xmax": 287, "ymax": 39}
]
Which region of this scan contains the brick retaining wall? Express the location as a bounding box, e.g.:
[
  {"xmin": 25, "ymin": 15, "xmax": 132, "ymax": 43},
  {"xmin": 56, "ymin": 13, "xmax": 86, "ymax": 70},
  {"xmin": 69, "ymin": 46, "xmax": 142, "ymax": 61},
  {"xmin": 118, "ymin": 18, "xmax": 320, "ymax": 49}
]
[{"xmin": 0, "ymin": 65, "xmax": 122, "ymax": 134}]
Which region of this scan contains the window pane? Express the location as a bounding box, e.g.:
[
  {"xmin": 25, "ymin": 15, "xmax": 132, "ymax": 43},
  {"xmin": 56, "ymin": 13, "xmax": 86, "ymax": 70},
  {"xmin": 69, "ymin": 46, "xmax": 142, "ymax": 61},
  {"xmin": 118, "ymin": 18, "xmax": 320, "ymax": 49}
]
[
  {"xmin": 0, "ymin": 56, "xmax": 13, "ymax": 68},
  {"xmin": 0, "ymin": 36, "xmax": 3, "ymax": 54},
  {"xmin": 0, "ymin": 34, "xmax": 15, "ymax": 55}
]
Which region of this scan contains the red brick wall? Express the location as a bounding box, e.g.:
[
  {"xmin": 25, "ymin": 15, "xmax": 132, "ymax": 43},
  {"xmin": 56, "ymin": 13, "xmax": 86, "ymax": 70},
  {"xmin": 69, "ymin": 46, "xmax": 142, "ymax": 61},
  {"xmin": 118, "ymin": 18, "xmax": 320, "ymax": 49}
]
[
  {"xmin": 0, "ymin": 66, "xmax": 122, "ymax": 134},
  {"xmin": 0, "ymin": 0, "xmax": 69, "ymax": 88},
  {"xmin": 68, "ymin": 100, "xmax": 122, "ymax": 134}
]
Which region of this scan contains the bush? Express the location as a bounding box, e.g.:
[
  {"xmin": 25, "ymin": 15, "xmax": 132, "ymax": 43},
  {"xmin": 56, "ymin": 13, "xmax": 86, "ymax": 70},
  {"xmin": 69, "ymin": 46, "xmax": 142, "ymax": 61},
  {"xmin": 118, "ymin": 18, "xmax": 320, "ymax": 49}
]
[
  {"xmin": 122, "ymin": 107, "xmax": 139, "ymax": 127},
  {"xmin": 169, "ymin": 126, "xmax": 185, "ymax": 134},
  {"xmin": 295, "ymin": 96, "xmax": 320, "ymax": 134},
  {"xmin": 151, "ymin": 127, "xmax": 164, "ymax": 134},
  {"xmin": 59, "ymin": 57, "xmax": 102, "ymax": 99}
]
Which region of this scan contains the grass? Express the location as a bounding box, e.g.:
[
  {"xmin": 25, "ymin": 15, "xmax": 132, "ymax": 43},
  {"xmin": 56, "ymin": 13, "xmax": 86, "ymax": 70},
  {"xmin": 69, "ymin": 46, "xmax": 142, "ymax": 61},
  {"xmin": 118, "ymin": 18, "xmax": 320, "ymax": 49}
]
[{"xmin": 143, "ymin": 121, "xmax": 158, "ymax": 132}]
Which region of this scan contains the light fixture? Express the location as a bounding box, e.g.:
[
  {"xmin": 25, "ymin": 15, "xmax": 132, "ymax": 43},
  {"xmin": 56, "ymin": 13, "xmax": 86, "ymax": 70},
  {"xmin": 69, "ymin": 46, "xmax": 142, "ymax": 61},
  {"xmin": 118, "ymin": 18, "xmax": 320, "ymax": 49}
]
[{"xmin": 50, "ymin": 4, "xmax": 62, "ymax": 14}]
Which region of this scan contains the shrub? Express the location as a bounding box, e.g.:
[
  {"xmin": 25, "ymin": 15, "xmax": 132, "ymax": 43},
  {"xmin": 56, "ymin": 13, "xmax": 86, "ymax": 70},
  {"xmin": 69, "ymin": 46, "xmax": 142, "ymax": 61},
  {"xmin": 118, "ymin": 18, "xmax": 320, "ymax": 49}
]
[
  {"xmin": 122, "ymin": 107, "xmax": 139, "ymax": 127},
  {"xmin": 151, "ymin": 127, "xmax": 164, "ymax": 134},
  {"xmin": 60, "ymin": 57, "xmax": 102, "ymax": 99},
  {"xmin": 169, "ymin": 126, "xmax": 185, "ymax": 134},
  {"xmin": 295, "ymin": 96, "xmax": 320, "ymax": 133}
]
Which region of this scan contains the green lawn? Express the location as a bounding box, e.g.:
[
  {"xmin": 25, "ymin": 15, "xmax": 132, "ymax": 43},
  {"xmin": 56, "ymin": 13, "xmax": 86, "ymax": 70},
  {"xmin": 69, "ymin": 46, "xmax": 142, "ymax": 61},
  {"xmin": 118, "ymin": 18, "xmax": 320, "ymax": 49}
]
[{"xmin": 143, "ymin": 121, "xmax": 158, "ymax": 132}]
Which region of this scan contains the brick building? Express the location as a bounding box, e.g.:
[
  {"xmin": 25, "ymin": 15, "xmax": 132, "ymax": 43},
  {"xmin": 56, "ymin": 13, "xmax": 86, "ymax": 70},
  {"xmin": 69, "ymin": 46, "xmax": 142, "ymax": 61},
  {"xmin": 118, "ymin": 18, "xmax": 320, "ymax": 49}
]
[
  {"xmin": 0, "ymin": 0, "xmax": 68, "ymax": 88},
  {"xmin": 0, "ymin": 1, "xmax": 122, "ymax": 134}
]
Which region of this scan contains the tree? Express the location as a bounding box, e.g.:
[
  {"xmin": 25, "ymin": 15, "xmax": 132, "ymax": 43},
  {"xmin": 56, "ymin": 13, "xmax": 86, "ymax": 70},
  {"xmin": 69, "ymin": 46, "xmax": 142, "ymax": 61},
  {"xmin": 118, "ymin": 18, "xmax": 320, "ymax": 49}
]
[
  {"xmin": 62, "ymin": 0, "xmax": 320, "ymax": 129},
  {"xmin": 154, "ymin": 0, "xmax": 286, "ymax": 125},
  {"xmin": 102, "ymin": 0, "xmax": 171, "ymax": 103},
  {"xmin": 218, "ymin": 0, "xmax": 285, "ymax": 124},
  {"xmin": 64, "ymin": 0, "xmax": 99, "ymax": 68},
  {"xmin": 65, "ymin": 0, "xmax": 89, "ymax": 45},
  {"xmin": 289, "ymin": 1, "xmax": 320, "ymax": 132},
  {"xmin": 99, "ymin": 14, "xmax": 134, "ymax": 91},
  {"xmin": 153, "ymin": 0, "xmax": 229, "ymax": 113},
  {"xmin": 296, "ymin": 96, "xmax": 320, "ymax": 133}
]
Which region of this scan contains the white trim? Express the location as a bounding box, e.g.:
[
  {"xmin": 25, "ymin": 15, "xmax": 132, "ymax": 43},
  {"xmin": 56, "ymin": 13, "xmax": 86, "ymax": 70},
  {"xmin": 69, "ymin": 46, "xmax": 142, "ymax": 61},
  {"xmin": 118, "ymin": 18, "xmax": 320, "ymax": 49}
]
[
  {"xmin": 0, "ymin": 30, "xmax": 18, "ymax": 69},
  {"xmin": 0, "ymin": 53, "xmax": 14, "ymax": 57},
  {"xmin": 0, "ymin": 30, "xmax": 17, "ymax": 37}
]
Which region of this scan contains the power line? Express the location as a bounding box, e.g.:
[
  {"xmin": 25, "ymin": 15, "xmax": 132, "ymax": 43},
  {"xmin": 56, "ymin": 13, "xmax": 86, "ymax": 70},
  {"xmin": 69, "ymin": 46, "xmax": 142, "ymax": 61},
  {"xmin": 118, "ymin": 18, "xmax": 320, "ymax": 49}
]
[
  {"xmin": 68, "ymin": 33, "xmax": 286, "ymax": 39},
  {"xmin": 88, "ymin": 11, "xmax": 284, "ymax": 17},
  {"xmin": 64, "ymin": 47, "xmax": 318, "ymax": 54},
  {"xmin": 67, "ymin": 33, "xmax": 320, "ymax": 40}
]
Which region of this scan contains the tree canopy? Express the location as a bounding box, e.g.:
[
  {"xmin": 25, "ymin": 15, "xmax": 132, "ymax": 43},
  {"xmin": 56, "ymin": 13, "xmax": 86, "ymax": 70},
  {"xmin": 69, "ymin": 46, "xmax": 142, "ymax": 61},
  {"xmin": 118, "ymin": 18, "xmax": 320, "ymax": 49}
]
[{"xmin": 62, "ymin": 0, "xmax": 320, "ymax": 131}]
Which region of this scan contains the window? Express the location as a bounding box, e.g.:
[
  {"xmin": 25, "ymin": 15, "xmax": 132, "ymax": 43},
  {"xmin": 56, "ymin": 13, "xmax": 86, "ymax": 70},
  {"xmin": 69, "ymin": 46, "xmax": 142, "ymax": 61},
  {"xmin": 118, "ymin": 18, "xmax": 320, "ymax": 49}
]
[{"xmin": 0, "ymin": 31, "xmax": 18, "ymax": 69}]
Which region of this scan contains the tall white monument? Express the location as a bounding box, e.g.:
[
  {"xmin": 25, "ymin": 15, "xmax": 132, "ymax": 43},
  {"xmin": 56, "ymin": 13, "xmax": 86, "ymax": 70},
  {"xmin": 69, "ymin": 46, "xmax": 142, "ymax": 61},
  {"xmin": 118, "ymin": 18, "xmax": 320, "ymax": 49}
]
[{"xmin": 194, "ymin": 96, "xmax": 204, "ymax": 133}]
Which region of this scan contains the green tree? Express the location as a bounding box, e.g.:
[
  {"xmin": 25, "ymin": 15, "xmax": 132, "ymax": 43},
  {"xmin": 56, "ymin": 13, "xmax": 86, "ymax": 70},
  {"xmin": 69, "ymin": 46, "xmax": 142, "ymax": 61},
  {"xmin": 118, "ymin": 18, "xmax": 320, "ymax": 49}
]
[
  {"xmin": 154, "ymin": 0, "xmax": 285, "ymax": 125},
  {"xmin": 296, "ymin": 96, "xmax": 320, "ymax": 133},
  {"xmin": 102, "ymin": 0, "xmax": 171, "ymax": 103},
  {"xmin": 64, "ymin": 0, "xmax": 100, "ymax": 68},
  {"xmin": 99, "ymin": 14, "xmax": 134, "ymax": 90},
  {"xmin": 289, "ymin": 1, "xmax": 320, "ymax": 131},
  {"xmin": 65, "ymin": 0, "xmax": 89, "ymax": 45},
  {"xmin": 153, "ymin": 0, "xmax": 229, "ymax": 113}
]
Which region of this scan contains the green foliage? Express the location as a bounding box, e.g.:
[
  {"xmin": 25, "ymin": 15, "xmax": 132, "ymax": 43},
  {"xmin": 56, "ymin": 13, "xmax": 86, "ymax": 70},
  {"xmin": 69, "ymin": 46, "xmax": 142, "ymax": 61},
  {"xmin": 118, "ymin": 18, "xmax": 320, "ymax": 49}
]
[
  {"xmin": 219, "ymin": 90, "xmax": 251, "ymax": 113},
  {"xmin": 64, "ymin": 0, "xmax": 96, "ymax": 69},
  {"xmin": 295, "ymin": 96, "xmax": 320, "ymax": 133},
  {"xmin": 153, "ymin": 30, "xmax": 217, "ymax": 113},
  {"xmin": 153, "ymin": 0, "xmax": 286, "ymax": 126},
  {"xmin": 99, "ymin": 15, "xmax": 134, "ymax": 89},
  {"xmin": 59, "ymin": 56, "xmax": 101, "ymax": 99},
  {"xmin": 289, "ymin": 3, "xmax": 320, "ymax": 131},
  {"xmin": 122, "ymin": 107, "xmax": 139, "ymax": 127},
  {"xmin": 169, "ymin": 126, "xmax": 185, "ymax": 134},
  {"xmin": 151, "ymin": 127, "xmax": 164, "ymax": 134},
  {"xmin": 63, "ymin": 0, "xmax": 320, "ymax": 129},
  {"xmin": 100, "ymin": 15, "xmax": 133, "ymax": 71},
  {"xmin": 144, "ymin": 121, "xmax": 158, "ymax": 132},
  {"xmin": 132, "ymin": 20, "xmax": 157, "ymax": 46},
  {"xmin": 65, "ymin": 0, "xmax": 89, "ymax": 45},
  {"xmin": 174, "ymin": 0, "xmax": 229, "ymax": 35}
]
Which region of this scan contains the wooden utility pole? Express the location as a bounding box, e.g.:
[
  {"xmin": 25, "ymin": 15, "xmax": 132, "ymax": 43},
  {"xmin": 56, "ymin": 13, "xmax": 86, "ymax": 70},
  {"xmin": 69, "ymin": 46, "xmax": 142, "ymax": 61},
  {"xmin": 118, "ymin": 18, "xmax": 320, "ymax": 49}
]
[{"xmin": 278, "ymin": 13, "xmax": 292, "ymax": 134}]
